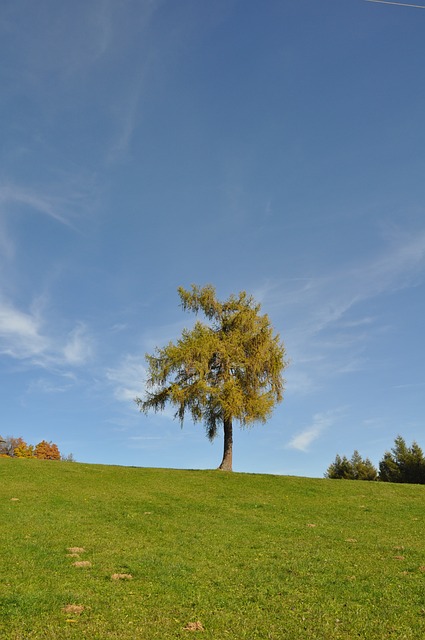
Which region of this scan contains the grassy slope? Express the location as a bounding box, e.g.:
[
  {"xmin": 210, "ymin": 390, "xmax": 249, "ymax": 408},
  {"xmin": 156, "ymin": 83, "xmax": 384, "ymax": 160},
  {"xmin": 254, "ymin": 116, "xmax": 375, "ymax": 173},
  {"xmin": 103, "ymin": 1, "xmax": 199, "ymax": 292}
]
[{"xmin": 1, "ymin": 458, "xmax": 424, "ymax": 639}]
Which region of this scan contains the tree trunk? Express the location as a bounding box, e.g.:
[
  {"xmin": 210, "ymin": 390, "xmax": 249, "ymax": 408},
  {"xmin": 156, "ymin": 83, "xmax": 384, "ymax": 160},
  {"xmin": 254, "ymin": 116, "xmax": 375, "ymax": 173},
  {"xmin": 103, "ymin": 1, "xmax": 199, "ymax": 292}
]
[{"xmin": 218, "ymin": 418, "xmax": 233, "ymax": 471}]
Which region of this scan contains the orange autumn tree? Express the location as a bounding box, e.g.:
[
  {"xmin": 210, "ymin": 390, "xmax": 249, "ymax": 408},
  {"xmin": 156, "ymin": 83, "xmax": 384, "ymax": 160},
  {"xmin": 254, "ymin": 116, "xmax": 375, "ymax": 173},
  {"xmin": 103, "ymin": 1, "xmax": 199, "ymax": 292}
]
[{"xmin": 34, "ymin": 440, "xmax": 61, "ymax": 460}]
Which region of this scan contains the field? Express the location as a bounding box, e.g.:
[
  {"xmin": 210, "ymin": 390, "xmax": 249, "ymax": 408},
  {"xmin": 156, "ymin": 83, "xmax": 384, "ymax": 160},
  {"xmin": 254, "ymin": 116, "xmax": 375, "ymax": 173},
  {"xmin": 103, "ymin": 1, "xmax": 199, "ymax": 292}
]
[{"xmin": 1, "ymin": 458, "xmax": 424, "ymax": 639}]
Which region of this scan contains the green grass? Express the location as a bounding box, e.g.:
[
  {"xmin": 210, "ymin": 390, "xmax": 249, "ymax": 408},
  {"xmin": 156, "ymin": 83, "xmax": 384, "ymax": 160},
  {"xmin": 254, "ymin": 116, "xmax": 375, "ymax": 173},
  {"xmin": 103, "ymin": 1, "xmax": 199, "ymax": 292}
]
[{"xmin": 1, "ymin": 459, "xmax": 424, "ymax": 639}]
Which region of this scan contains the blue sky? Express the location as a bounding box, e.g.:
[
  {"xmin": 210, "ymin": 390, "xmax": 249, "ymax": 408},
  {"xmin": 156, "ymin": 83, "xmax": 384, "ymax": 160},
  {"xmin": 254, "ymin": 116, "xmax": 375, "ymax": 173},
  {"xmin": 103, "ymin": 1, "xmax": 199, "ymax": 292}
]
[{"xmin": 1, "ymin": 0, "xmax": 424, "ymax": 477}]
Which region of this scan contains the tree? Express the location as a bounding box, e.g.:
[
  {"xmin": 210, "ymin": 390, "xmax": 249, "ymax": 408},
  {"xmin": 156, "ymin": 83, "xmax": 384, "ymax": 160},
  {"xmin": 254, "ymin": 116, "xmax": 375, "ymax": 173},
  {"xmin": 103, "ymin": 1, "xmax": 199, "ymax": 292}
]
[
  {"xmin": 350, "ymin": 450, "xmax": 378, "ymax": 481},
  {"xmin": 0, "ymin": 435, "xmax": 65, "ymax": 461},
  {"xmin": 34, "ymin": 440, "xmax": 61, "ymax": 460},
  {"xmin": 0, "ymin": 435, "xmax": 27, "ymax": 458},
  {"xmin": 61, "ymin": 452, "xmax": 76, "ymax": 462},
  {"xmin": 379, "ymin": 436, "xmax": 425, "ymax": 484},
  {"xmin": 406, "ymin": 441, "xmax": 425, "ymax": 484},
  {"xmin": 136, "ymin": 284, "xmax": 286, "ymax": 471},
  {"xmin": 14, "ymin": 442, "xmax": 35, "ymax": 458},
  {"xmin": 379, "ymin": 450, "xmax": 401, "ymax": 483},
  {"xmin": 325, "ymin": 450, "xmax": 377, "ymax": 481},
  {"xmin": 325, "ymin": 454, "xmax": 353, "ymax": 479}
]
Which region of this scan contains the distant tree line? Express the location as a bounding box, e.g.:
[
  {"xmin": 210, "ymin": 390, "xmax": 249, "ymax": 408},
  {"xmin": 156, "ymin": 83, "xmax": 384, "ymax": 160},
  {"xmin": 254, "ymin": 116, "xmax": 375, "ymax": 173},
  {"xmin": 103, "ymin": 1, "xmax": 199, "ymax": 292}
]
[
  {"xmin": 325, "ymin": 436, "xmax": 425, "ymax": 484},
  {"xmin": 0, "ymin": 435, "xmax": 74, "ymax": 461}
]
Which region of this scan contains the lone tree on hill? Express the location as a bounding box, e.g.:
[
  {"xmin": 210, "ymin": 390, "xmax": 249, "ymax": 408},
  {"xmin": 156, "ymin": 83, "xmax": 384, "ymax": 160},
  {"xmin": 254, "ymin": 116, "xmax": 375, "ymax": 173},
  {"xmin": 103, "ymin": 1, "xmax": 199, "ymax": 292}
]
[{"xmin": 136, "ymin": 284, "xmax": 287, "ymax": 471}]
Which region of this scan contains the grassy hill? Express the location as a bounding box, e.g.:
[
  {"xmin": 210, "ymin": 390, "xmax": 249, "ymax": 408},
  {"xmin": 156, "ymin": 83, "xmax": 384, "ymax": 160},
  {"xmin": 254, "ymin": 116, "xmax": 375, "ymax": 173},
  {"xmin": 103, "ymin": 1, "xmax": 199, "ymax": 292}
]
[{"xmin": 1, "ymin": 458, "xmax": 424, "ymax": 639}]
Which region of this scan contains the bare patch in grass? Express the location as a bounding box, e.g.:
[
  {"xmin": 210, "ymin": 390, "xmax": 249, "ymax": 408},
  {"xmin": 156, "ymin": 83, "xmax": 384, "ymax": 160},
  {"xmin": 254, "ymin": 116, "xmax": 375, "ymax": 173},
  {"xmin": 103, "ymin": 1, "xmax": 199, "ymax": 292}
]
[
  {"xmin": 419, "ymin": 566, "xmax": 425, "ymax": 572},
  {"xmin": 345, "ymin": 538, "xmax": 357, "ymax": 543},
  {"xmin": 62, "ymin": 604, "xmax": 85, "ymax": 615},
  {"xmin": 306, "ymin": 523, "xmax": 316, "ymax": 528},
  {"xmin": 73, "ymin": 561, "xmax": 92, "ymax": 568},
  {"xmin": 184, "ymin": 621, "xmax": 204, "ymax": 631},
  {"xmin": 11, "ymin": 498, "xmax": 19, "ymax": 501},
  {"xmin": 67, "ymin": 547, "xmax": 86, "ymax": 554},
  {"xmin": 393, "ymin": 555, "xmax": 405, "ymax": 561},
  {"xmin": 111, "ymin": 573, "xmax": 133, "ymax": 580}
]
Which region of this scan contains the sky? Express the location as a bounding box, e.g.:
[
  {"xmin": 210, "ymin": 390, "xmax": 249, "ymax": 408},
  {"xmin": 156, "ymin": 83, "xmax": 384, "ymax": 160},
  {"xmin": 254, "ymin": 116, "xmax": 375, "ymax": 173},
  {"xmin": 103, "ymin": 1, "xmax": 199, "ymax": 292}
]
[{"xmin": 1, "ymin": 0, "xmax": 424, "ymax": 478}]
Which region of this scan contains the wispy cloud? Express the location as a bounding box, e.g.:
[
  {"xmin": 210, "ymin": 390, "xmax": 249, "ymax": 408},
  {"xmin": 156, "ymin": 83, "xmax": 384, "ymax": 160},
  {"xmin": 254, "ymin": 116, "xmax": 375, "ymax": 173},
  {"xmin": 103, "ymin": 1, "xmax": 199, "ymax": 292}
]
[
  {"xmin": 102, "ymin": 3, "xmax": 165, "ymax": 163},
  {"xmin": 0, "ymin": 184, "xmax": 74, "ymax": 227},
  {"xmin": 0, "ymin": 178, "xmax": 97, "ymax": 376},
  {"xmin": 268, "ymin": 228, "xmax": 425, "ymax": 341},
  {"xmin": 63, "ymin": 324, "xmax": 93, "ymax": 365},
  {"xmin": 0, "ymin": 300, "xmax": 47, "ymax": 359},
  {"xmin": 392, "ymin": 381, "xmax": 425, "ymax": 389},
  {"xmin": 262, "ymin": 228, "xmax": 425, "ymax": 394},
  {"xmin": 106, "ymin": 80, "xmax": 145, "ymax": 164},
  {"xmin": 27, "ymin": 374, "xmax": 76, "ymax": 395},
  {"xmin": 365, "ymin": 0, "xmax": 425, "ymax": 9},
  {"xmin": 89, "ymin": 0, "xmax": 114, "ymax": 61},
  {"xmin": 358, "ymin": 227, "xmax": 425, "ymax": 296},
  {"xmin": 287, "ymin": 409, "xmax": 345, "ymax": 452},
  {"xmin": 0, "ymin": 296, "xmax": 93, "ymax": 372},
  {"xmin": 106, "ymin": 351, "xmax": 183, "ymax": 422},
  {"xmin": 0, "ymin": 219, "xmax": 14, "ymax": 261},
  {"xmin": 106, "ymin": 355, "xmax": 147, "ymax": 403},
  {"xmin": 129, "ymin": 435, "xmax": 163, "ymax": 441}
]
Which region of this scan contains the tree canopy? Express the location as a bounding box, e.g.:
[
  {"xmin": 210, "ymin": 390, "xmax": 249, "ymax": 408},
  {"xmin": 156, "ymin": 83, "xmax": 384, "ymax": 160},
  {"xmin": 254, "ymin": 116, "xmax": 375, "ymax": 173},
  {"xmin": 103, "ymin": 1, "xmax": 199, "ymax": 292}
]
[
  {"xmin": 379, "ymin": 436, "xmax": 425, "ymax": 484},
  {"xmin": 136, "ymin": 284, "xmax": 286, "ymax": 471},
  {"xmin": 325, "ymin": 450, "xmax": 378, "ymax": 481},
  {"xmin": 325, "ymin": 436, "xmax": 425, "ymax": 484},
  {"xmin": 0, "ymin": 435, "xmax": 64, "ymax": 460}
]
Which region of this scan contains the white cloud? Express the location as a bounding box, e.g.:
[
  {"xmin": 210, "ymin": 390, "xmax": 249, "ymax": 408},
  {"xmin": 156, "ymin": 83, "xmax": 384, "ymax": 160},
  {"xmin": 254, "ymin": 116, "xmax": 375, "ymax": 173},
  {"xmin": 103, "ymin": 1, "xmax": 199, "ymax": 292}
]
[
  {"xmin": 268, "ymin": 228, "xmax": 425, "ymax": 343},
  {"xmin": 27, "ymin": 375, "xmax": 76, "ymax": 394},
  {"xmin": 392, "ymin": 381, "xmax": 425, "ymax": 389},
  {"xmin": 0, "ymin": 296, "xmax": 93, "ymax": 373},
  {"xmin": 260, "ymin": 228, "xmax": 425, "ymax": 396},
  {"xmin": 0, "ymin": 300, "xmax": 47, "ymax": 359},
  {"xmin": 0, "ymin": 184, "xmax": 73, "ymax": 227},
  {"xmin": 287, "ymin": 409, "xmax": 345, "ymax": 452},
  {"xmin": 0, "ymin": 178, "xmax": 96, "ymax": 372},
  {"xmin": 89, "ymin": 0, "xmax": 114, "ymax": 60},
  {"xmin": 129, "ymin": 435, "xmax": 163, "ymax": 441},
  {"xmin": 0, "ymin": 219, "xmax": 14, "ymax": 261},
  {"xmin": 106, "ymin": 355, "xmax": 147, "ymax": 403},
  {"xmin": 106, "ymin": 81, "xmax": 144, "ymax": 164},
  {"xmin": 285, "ymin": 368, "xmax": 318, "ymax": 395},
  {"xmin": 286, "ymin": 425, "xmax": 322, "ymax": 452},
  {"xmin": 106, "ymin": 353, "xmax": 179, "ymax": 421},
  {"xmin": 347, "ymin": 228, "xmax": 425, "ymax": 303},
  {"xmin": 63, "ymin": 324, "xmax": 93, "ymax": 365}
]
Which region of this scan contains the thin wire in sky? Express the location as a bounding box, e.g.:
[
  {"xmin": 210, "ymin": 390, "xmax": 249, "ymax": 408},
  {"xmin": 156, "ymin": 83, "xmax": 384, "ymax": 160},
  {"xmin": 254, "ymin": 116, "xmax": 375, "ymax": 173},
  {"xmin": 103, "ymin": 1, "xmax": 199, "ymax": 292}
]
[{"xmin": 365, "ymin": 0, "xmax": 425, "ymax": 8}]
